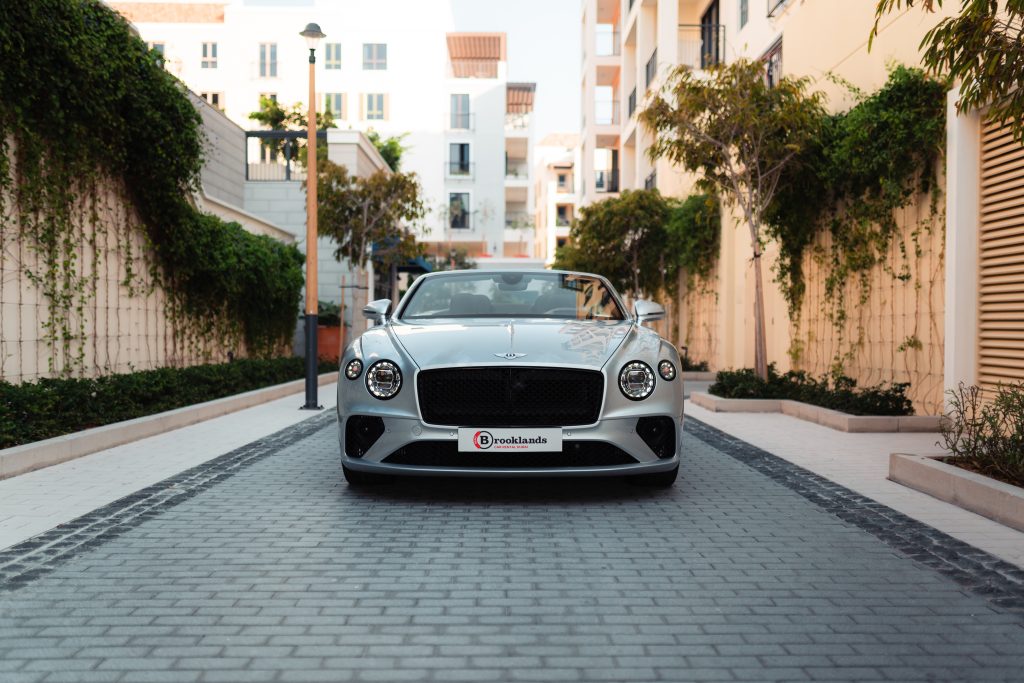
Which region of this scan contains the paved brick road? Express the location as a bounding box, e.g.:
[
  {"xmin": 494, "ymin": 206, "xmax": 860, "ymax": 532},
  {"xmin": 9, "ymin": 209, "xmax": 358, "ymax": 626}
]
[{"xmin": 1, "ymin": 415, "xmax": 1023, "ymax": 682}]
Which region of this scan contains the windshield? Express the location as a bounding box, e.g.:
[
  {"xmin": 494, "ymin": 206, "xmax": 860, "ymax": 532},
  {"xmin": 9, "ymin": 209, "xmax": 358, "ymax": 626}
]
[{"xmin": 400, "ymin": 272, "xmax": 626, "ymax": 321}]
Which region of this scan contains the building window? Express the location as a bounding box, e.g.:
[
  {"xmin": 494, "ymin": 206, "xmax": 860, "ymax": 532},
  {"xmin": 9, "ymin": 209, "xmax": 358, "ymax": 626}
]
[
  {"xmin": 201, "ymin": 42, "xmax": 217, "ymax": 68},
  {"xmin": 324, "ymin": 42, "xmax": 342, "ymax": 69},
  {"xmin": 763, "ymin": 39, "xmax": 782, "ymax": 88},
  {"xmin": 200, "ymin": 92, "xmax": 223, "ymax": 109},
  {"xmin": 324, "ymin": 92, "xmax": 345, "ymax": 118},
  {"xmin": 556, "ymin": 205, "xmax": 570, "ymax": 226},
  {"xmin": 259, "ymin": 43, "xmax": 277, "ymax": 78},
  {"xmin": 147, "ymin": 41, "xmax": 165, "ymax": 66},
  {"xmin": 557, "ymin": 173, "xmax": 568, "ymax": 190},
  {"xmin": 449, "ymin": 143, "xmax": 470, "ymax": 175},
  {"xmin": 450, "ymin": 94, "xmax": 470, "ymax": 129},
  {"xmin": 449, "ymin": 193, "xmax": 470, "ymax": 229},
  {"xmin": 364, "ymin": 93, "xmax": 386, "ymax": 120},
  {"xmin": 362, "ymin": 43, "xmax": 387, "ymax": 70},
  {"xmin": 739, "ymin": 0, "xmax": 748, "ymax": 28}
]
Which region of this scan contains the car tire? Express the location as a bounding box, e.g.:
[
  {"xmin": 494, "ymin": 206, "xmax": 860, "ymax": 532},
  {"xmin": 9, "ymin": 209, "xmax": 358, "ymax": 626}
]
[
  {"xmin": 342, "ymin": 464, "xmax": 392, "ymax": 486},
  {"xmin": 627, "ymin": 465, "xmax": 678, "ymax": 488}
]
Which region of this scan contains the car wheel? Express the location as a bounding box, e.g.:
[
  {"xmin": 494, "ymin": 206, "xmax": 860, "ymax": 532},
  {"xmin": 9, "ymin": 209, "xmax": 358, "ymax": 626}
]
[
  {"xmin": 627, "ymin": 465, "xmax": 678, "ymax": 488},
  {"xmin": 342, "ymin": 464, "xmax": 392, "ymax": 486}
]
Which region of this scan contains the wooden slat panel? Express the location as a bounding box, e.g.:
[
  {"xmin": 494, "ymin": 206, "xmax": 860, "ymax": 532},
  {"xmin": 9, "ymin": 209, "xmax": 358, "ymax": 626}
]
[{"xmin": 979, "ymin": 117, "xmax": 1024, "ymax": 390}]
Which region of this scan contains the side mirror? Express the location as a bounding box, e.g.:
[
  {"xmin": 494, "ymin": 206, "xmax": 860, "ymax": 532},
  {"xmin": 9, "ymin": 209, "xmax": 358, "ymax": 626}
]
[
  {"xmin": 362, "ymin": 299, "xmax": 392, "ymax": 325},
  {"xmin": 634, "ymin": 299, "xmax": 665, "ymax": 324}
]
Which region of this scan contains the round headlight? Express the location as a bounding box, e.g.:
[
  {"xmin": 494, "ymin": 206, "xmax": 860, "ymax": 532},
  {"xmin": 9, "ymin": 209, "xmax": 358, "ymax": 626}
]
[
  {"xmin": 365, "ymin": 360, "xmax": 402, "ymax": 400},
  {"xmin": 658, "ymin": 360, "xmax": 676, "ymax": 381},
  {"xmin": 619, "ymin": 361, "xmax": 655, "ymax": 401},
  {"xmin": 345, "ymin": 359, "xmax": 363, "ymax": 380}
]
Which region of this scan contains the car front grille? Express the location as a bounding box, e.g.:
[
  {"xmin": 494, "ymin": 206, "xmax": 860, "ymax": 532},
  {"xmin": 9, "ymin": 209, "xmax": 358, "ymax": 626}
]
[
  {"xmin": 382, "ymin": 440, "xmax": 636, "ymax": 468},
  {"xmin": 417, "ymin": 367, "xmax": 604, "ymax": 427}
]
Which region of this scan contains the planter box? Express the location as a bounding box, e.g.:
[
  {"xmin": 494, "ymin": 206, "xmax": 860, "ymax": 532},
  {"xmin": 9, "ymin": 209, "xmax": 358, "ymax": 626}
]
[
  {"xmin": 0, "ymin": 372, "xmax": 339, "ymax": 480},
  {"xmin": 317, "ymin": 325, "xmax": 342, "ymax": 363},
  {"xmin": 890, "ymin": 453, "xmax": 1024, "ymax": 533},
  {"xmin": 689, "ymin": 391, "xmax": 943, "ymax": 433},
  {"xmin": 681, "ymin": 371, "xmax": 716, "ymax": 382}
]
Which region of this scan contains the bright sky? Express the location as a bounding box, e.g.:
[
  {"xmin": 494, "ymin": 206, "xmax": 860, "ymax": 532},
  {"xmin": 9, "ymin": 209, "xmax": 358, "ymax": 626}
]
[{"xmin": 449, "ymin": 0, "xmax": 581, "ymax": 143}]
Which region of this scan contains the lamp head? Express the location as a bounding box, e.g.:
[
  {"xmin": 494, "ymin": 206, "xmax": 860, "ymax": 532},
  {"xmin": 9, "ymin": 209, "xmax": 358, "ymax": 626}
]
[{"xmin": 299, "ymin": 22, "xmax": 325, "ymax": 50}]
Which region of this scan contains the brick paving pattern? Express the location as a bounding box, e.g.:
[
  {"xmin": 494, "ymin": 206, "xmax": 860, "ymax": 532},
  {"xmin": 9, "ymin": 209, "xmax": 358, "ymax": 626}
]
[{"xmin": 1, "ymin": 416, "xmax": 1023, "ymax": 682}]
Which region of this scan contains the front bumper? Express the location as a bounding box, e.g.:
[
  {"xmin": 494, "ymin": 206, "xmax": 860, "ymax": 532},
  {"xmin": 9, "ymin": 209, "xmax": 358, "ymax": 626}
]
[{"xmin": 338, "ymin": 415, "xmax": 681, "ymax": 478}]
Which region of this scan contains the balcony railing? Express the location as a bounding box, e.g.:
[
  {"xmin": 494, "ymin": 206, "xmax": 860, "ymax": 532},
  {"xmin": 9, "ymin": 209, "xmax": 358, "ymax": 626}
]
[
  {"xmin": 595, "ymin": 169, "xmax": 619, "ymax": 193},
  {"xmin": 446, "ymin": 161, "xmax": 474, "ymax": 178},
  {"xmin": 595, "ymin": 100, "xmax": 620, "ymax": 126},
  {"xmin": 595, "ymin": 29, "xmax": 620, "ymax": 56},
  {"xmin": 767, "ymin": 0, "xmax": 790, "ymax": 17},
  {"xmin": 244, "ymin": 130, "xmax": 325, "ymax": 181},
  {"xmin": 644, "ymin": 169, "xmax": 657, "ymax": 190},
  {"xmin": 505, "ymin": 112, "xmax": 531, "ymax": 131},
  {"xmin": 628, "ymin": 88, "xmax": 637, "ymax": 118},
  {"xmin": 447, "ymin": 112, "xmax": 474, "ymax": 130},
  {"xmin": 505, "ymin": 160, "xmax": 529, "ymax": 179},
  {"xmin": 645, "ymin": 48, "xmax": 658, "ymax": 89},
  {"xmin": 505, "ymin": 211, "xmax": 532, "ymax": 229},
  {"xmin": 678, "ymin": 24, "xmax": 726, "ymax": 70}
]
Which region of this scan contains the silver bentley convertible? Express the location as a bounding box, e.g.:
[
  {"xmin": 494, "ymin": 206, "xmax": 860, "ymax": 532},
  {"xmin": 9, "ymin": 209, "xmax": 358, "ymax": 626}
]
[{"xmin": 336, "ymin": 270, "xmax": 683, "ymax": 487}]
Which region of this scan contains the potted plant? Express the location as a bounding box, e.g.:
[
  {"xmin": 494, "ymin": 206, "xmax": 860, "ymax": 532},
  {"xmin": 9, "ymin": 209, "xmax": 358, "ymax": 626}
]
[{"xmin": 316, "ymin": 300, "xmax": 343, "ymax": 363}]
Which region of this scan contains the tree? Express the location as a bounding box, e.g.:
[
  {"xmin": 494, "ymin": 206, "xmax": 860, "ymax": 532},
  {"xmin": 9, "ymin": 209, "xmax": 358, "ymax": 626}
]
[
  {"xmin": 316, "ymin": 161, "xmax": 426, "ymax": 302},
  {"xmin": 641, "ymin": 59, "xmax": 826, "ymax": 380},
  {"xmin": 247, "ymin": 96, "xmax": 335, "ymax": 161},
  {"xmin": 553, "ymin": 190, "xmax": 669, "ymax": 298},
  {"xmin": 664, "ymin": 193, "xmax": 720, "ymax": 295},
  {"xmin": 872, "ymin": 0, "xmax": 1024, "ymax": 139},
  {"xmin": 366, "ymin": 129, "xmax": 409, "ymax": 171}
]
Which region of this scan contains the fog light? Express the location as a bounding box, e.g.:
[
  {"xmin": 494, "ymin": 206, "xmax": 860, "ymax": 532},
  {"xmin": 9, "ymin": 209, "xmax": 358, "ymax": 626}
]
[
  {"xmin": 658, "ymin": 360, "xmax": 676, "ymax": 381},
  {"xmin": 619, "ymin": 361, "xmax": 655, "ymax": 401},
  {"xmin": 345, "ymin": 415, "xmax": 384, "ymax": 457},
  {"xmin": 345, "ymin": 359, "xmax": 363, "ymax": 380},
  {"xmin": 366, "ymin": 360, "xmax": 402, "ymax": 399}
]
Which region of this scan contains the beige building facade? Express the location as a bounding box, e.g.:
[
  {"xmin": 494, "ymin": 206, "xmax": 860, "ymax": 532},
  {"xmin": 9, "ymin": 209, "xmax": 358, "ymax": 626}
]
[
  {"xmin": 577, "ymin": 0, "xmax": 1019, "ymax": 416},
  {"xmin": 532, "ymin": 134, "xmax": 579, "ymax": 264}
]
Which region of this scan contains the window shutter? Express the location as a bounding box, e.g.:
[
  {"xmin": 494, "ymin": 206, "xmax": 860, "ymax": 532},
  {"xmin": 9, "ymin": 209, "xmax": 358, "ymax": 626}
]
[
  {"xmin": 359, "ymin": 93, "xmax": 365, "ymax": 120},
  {"xmin": 383, "ymin": 94, "xmax": 390, "ymax": 121},
  {"xmin": 341, "ymin": 93, "xmax": 347, "ymax": 120},
  {"xmin": 979, "ymin": 117, "xmax": 1024, "ymax": 393}
]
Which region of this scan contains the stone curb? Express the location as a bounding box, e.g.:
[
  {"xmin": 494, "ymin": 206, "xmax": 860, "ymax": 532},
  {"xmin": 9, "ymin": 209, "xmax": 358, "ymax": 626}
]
[
  {"xmin": 689, "ymin": 391, "xmax": 943, "ymax": 433},
  {"xmin": 890, "ymin": 452, "xmax": 1024, "ymax": 533},
  {"xmin": 0, "ymin": 372, "xmax": 339, "ymax": 480}
]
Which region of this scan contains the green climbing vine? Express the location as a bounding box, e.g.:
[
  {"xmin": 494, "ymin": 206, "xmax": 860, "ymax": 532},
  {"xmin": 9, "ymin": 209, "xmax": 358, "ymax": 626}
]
[
  {"xmin": 0, "ymin": 0, "xmax": 304, "ymax": 373},
  {"xmin": 764, "ymin": 66, "xmax": 947, "ymax": 367}
]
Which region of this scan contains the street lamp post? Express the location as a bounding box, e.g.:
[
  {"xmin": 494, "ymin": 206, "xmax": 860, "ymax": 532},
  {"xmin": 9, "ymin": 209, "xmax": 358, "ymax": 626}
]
[{"xmin": 300, "ymin": 22, "xmax": 326, "ymax": 410}]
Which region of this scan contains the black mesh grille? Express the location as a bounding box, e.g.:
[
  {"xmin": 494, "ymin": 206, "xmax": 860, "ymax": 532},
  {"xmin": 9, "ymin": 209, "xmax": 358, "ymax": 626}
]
[
  {"xmin": 383, "ymin": 440, "xmax": 636, "ymax": 468},
  {"xmin": 417, "ymin": 367, "xmax": 604, "ymax": 426},
  {"xmin": 636, "ymin": 416, "xmax": 676, "ymax": 459},
  {"xmin": 345, "ymin": 415, "xmax": 385, "ymax": 458}
]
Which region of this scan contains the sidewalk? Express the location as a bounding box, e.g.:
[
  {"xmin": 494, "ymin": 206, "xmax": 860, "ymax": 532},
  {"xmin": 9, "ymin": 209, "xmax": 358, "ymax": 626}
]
[
  {"xmin": 686, "ymin": 398, "xmax": 1024, "ymax": 569},
  {"xmin": 0, "ymin": 383, "xmax": 337, "ymax": 551}
]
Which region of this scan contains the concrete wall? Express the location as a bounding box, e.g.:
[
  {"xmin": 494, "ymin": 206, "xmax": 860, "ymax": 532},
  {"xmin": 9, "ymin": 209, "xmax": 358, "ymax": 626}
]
[{"xmin": 1, "ymin": 157, "xmax": 237, "ymax": 383}]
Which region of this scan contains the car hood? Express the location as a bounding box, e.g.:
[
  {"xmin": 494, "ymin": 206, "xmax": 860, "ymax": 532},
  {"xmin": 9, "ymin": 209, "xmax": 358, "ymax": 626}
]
[{"xmin": 390, "ymin": 319, "xmax": 633, "ymax": 370}]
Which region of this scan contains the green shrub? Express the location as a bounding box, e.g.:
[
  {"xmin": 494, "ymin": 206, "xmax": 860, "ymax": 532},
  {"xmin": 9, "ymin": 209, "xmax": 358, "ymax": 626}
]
[
  {"xmin": 0, "ymin": 358, "xmax": 338, "ymax": 449},
  {"xmin": 709, "ymin": 365, "xmax": 913, "ymax": 416},
  {"xmin": 941, "ymin": 382, "xmax": 1024, "ymax": 488}
]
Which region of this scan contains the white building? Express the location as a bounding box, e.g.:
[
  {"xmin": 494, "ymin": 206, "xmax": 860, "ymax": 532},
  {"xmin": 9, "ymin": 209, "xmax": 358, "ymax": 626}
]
[
  {"xmin": 111, "ymin": 0, "xmax": 541, "ymax": 268},
  {"xmin": 532, "ymin": 134, "xmax": 579, "ymax": 265}
]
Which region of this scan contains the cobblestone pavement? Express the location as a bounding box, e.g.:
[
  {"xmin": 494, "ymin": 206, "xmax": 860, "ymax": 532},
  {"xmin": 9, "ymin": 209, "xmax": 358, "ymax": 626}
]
[{"xmin": 2, "ymin": 415, "xmax": 1024, "ymax": 682}]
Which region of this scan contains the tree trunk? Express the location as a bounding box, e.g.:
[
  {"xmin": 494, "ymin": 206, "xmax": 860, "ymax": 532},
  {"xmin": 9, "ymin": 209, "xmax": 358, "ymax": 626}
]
[{"xmin": 749, "ymin": 223, "xmax": 768, "ymax": 380}]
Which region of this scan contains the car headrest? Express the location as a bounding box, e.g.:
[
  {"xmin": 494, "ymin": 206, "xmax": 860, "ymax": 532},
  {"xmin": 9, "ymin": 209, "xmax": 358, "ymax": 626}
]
[{"xmin": 448, "ymin": 293, "xmax": 493, "ymax": 315}]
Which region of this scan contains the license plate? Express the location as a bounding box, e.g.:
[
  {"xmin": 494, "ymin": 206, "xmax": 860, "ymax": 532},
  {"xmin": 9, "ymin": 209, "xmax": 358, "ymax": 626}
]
[{"xmin": 457, "ymin": 428, "xmax": 563, "ymax": 452}]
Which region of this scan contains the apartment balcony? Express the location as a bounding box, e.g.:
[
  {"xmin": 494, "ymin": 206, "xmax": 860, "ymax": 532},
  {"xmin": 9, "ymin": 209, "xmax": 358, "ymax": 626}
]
[
  {"xmin": 505, "ymin": 160, "xmax": 529, "ymax": 181},
  {"xmin": 628, "ymin": 88, "xmax": 637, "ymax": 119},
  {"xmin": 595, "ymin": 169, "xmax": 619, "ymax": 193},
  {"xmin": 678, "ymin": 24, "xmax": 726, "ymax": 71},
  {"xmin": 449, "ymin": 211, "xmax": 473, "ymax": 230},
  {"xmin": 644, "ymin": 169, "xmax": 657, "ymax": 190},
  {"xmin": 445, "ymin": 161, "xmax": 475, "ymax": 179},
  {"xmin": 505, "ymin": 211, "xmax": 533, "ymax": 229},
  {"xmin": 447, "ymin": 112, "xmax": 475, "ymax": 131},
  {"xmin": 595, "ymin": 29, "xmax": 620, "ymax": 57},
  {"xmin": 244, "ymin": 130, "xmax": 326, "ymax": 182},
  {"xmin": 505, "ymin": 112, "xmax": 531, "ymax": 135},
  {"xmin": 595, "ymin": 100, "xmax": 620, "ymax": 126}
]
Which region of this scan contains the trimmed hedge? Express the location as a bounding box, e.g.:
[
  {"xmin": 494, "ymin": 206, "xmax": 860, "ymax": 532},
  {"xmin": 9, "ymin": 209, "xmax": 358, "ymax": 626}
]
[
  {"xmin": 0, "ymin": 358, "xmax": 338, "ymax": 449},
  {"xmin": 709, "ymin": 365, "xmax": 914, "ymax": 416}
]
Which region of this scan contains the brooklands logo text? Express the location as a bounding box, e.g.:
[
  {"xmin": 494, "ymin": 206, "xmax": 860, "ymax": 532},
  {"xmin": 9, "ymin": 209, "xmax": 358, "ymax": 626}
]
[{"xmin": 472, "ymin": 430, "xmax": 548, "ymax": 450}]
